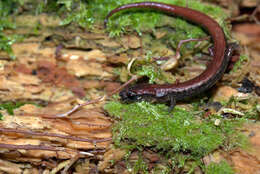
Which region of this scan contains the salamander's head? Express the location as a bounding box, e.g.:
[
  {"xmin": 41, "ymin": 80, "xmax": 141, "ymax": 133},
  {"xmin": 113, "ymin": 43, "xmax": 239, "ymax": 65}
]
[
  {"xmin": 119, "ymin": 88, "xmax": 142, "ymax": 102},
  {"xmin": 119, "ymin": 86, "xmax": 158, "ymax": 103}
]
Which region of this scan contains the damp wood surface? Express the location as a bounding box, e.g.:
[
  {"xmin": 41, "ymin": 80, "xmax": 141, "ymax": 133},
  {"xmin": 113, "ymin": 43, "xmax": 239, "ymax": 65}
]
[{"xmin": 0, "ymin": 0, "xmax": 259, "ymax": 173}]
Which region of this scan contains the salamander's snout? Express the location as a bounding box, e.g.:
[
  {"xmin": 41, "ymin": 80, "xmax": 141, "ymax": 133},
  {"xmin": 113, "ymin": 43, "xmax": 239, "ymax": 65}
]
[
  {"xmin": 119, "ymin": 89, "xmax": 129, "ymax": 102},
  {"xmin": 119, "ymin": 89, "xmax": 141, "ymax": 102}
]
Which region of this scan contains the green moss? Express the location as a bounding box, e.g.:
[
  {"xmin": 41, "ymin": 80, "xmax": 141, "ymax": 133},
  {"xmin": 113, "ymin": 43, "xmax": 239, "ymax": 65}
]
[
  {"xmin": 103, "ymin": 0, "xmax": 229, "ymax": 35},
  {"xmin": 0, "ymin": 0, "xmax": 24, "ymax": 19},
  {"xmin": 56, "ymin": 0, "xmax": 230, "ymax": 52},
  {"xmin": 0, "ymin": 102, "xmax": 24, "ymax": 115},
  {"xmin": 0, "ymin": 34, "xmax": 24, "ymax": 59},
  {"xmin": 132, "ymin": 155, "xmax": 149, "ymax": 174},
  {"xmin": 0, "ymin": 101, "xmax": 37, "ymax": 116},
  {"xmin": 102, "ymin": 0, "xmax": 230, "ymax": 56},
  {"xmin": 104, "ymin": 101, "xmax": 248, "ymax": 172},
  {"xmin": 104, "ymin": 101, "xmax": 246, "ymax": 159},
  {"xmin": 60, "ymin": 2, "xmax": 95, "ymax": 29},
  {"xmin": 205, "ymin": 161, "xmax": 235, "ymax": 174},
  {"xmin": 132, "ymin": 54, "xmax": 173, "ymax": 84},
  {"xmin": 216, "ymin": 117, "xmax": 248, "ymax": 150},
  {"xmin": 57, "ymin": 0, "xmax": 229, "ymax": 32},
  {"xmin": 231, "ymin": 54, "xmax": 249, "ymax": 72},
  {"xmin": 0, "ymin": 0, "xmax": 24, "ymax": 59},
  {"xmin": 136, "ymin": 65, "xmax": 162, "ymax": 84},
  {"xmin": 0, "ymin": 0, "xmax": 231, "ymax": 60}
]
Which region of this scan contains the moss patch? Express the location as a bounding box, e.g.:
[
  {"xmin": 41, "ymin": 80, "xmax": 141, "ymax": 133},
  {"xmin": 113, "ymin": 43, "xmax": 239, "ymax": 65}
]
[
  {"xmin": 0, "ymin": 101, "xmax": 38, "ymax": 116},
  {"xmin": 104, "ymin": 101, "xmax": 249, "ymax": 172},
  {"xmin": 104, "ymin": 101, "xmax": 246, "ymax": 157},
  {"xmin": 205, "ymin": 161, "xmax": 235, "ymax": 174}
]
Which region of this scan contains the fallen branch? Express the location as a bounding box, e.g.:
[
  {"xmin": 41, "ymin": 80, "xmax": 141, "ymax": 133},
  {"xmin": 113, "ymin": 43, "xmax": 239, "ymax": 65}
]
[
  {"xmin": 0, "ymin": 127, "xmax": 112, "ymax": 143},
  {"xmin": 0, "ymin": 143, "xmax": 67, "ymax": 152}
]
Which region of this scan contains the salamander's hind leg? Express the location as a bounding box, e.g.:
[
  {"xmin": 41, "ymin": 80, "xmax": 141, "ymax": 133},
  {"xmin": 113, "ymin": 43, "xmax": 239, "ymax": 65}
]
[{"xmin": 226, "ymin": 43, "xmax": 240, "ymax": 71}]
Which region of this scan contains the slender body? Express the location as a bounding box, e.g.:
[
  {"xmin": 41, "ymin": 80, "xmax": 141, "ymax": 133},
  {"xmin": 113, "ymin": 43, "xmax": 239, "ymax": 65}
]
[{"xmin": 105, "ymin": 2, "xmax": 236, "ymax": 107}]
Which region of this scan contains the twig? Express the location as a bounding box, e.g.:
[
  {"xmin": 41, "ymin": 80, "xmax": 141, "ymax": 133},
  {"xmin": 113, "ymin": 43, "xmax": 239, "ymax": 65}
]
[
  {"xmin": 175, "ymin": 36, "xmax": 210, "ymax": 58},
  {"xmin": 127, "ymin": 58, "xmax": 137, "ymax": 76},
  {"xmin": 0, "ymin": 57, "xmax": 11, "ymax": 60},
  {"xmin": 108, "ymin": 75, "xmax": 138, "ymax": 97},
  {"xmin": 251, "ymin": 5, "xmax": 260, "ymax": 24},
  {"xmin": 0, "ymin": 127, "xmax": 112, "ymax": 143},
  {"xmin": 51, "ymin": 57, "xmax": 139, "ymax": 118},
  {"xmin": 0, "ymin": 143, "xmax": 67, "ymax": 152},
  {"xmin": 61, "ymin": 154, "xmax": 80, "ymax": 174},
  {"xmin": 55, "ymin": 76, "xmax": 138, "ymax": 117},
  {"xmin": 71, "ymin": 121, "xmax": 111, "ymax": 128},
  {"xmin": 55, "ymin": 96, "xmax": 106, "ymax": 117},
  {"xmin": 17, "ymin": 112, "xmax": 112, "ymax": 129},
  {"xmin": 18, "ymin": 73, "xmax": 137, "ymax": 119},
  {"xmin": 50, "ymin": 159, "xmax": 72, "ymax": 174},
  {"xmin": 160, "ymin": 36, "xmax": 210, "ymax": 70}
]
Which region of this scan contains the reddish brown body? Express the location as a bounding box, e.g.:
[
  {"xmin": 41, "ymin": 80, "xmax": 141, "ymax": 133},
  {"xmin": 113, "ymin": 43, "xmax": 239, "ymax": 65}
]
[{"xmin": 105, "ymin": 2, "xmax": 237, "ymax": 108}]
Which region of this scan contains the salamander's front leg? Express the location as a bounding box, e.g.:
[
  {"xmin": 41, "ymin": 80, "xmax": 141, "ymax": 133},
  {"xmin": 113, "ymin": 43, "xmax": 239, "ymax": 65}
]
[{"xmin": 169, "ymin": 95, "xmax": 176, "ymax": 112}]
